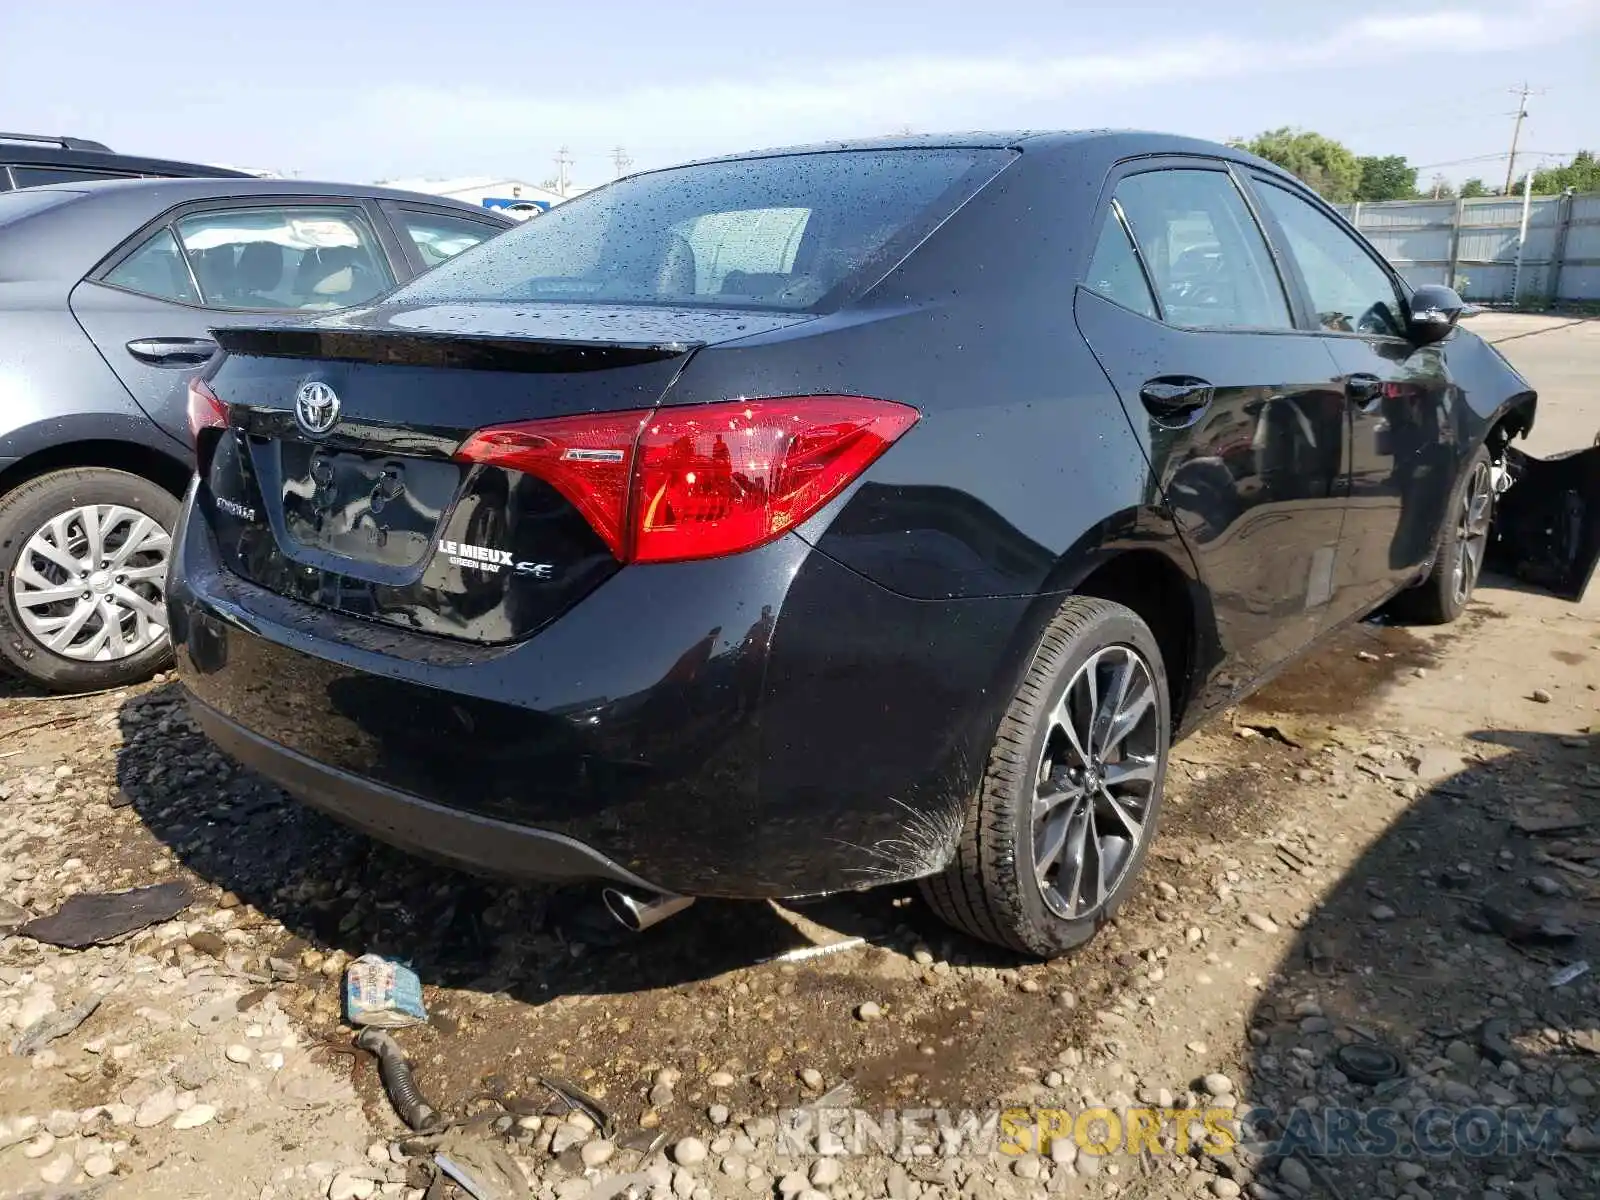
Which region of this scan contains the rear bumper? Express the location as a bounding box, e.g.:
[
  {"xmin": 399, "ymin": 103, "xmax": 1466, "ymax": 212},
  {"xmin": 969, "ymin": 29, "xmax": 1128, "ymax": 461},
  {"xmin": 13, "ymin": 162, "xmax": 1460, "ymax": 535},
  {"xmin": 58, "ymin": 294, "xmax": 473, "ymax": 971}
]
[
  {"xmin": 168, "ymin": 482, "xmax": 1038, "ymax": 897},
  {"xmin": 188, "ymin": 694, "xmax": 664, "ymax": 890}
]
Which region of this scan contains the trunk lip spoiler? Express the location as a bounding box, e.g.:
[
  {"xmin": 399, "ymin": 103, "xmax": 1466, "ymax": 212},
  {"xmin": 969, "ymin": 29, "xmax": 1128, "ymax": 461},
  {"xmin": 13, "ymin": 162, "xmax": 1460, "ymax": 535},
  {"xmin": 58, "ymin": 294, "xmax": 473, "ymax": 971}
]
[{"xmin": 210, "ymin": 325, "xmax": 706, "ymax": 372}]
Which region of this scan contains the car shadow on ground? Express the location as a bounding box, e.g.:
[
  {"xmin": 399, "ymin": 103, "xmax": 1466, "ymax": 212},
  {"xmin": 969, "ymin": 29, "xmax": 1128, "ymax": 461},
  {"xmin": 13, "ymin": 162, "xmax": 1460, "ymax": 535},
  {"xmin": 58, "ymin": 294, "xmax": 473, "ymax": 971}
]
[
  {"xmin": 1242, "ymin": 727, "xmax": 1600, "ymax": 1200},
  {"xmin": 112, "ymin": 681, "xmax": 1061, "ymax": 1121},
  {"xmin": 110, "ymin": 679, "xmax": 1013, "ymax": 992},
  {"xmin": 113, "ymin": 682, "xmax": 925, "ymax": 984}
]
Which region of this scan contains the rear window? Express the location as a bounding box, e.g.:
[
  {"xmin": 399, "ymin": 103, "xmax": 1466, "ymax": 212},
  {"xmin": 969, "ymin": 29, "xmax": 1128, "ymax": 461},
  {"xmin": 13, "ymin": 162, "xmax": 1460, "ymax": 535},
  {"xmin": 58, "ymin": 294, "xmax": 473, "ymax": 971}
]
[
  {"xmin": 0, "ymin": 187, "xmax": 86, "ymax": 225},
  {"xmin": 389, "ymin": 148, "xmax": 1014, "ymax": 312}
]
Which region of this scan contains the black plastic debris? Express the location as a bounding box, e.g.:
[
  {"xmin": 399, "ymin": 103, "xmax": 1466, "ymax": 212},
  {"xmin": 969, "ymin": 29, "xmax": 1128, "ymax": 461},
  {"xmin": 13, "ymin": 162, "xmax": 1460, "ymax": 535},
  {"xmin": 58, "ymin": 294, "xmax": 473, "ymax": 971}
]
[
  {"xmin": 617, "ymin": 1128, "xmax": 668, "ymax": 1154},
  {"xmin": 1487, "ymin": 444, "xmax": 1600, "ymax": 601},
  {"xmin": 1479, "ymin": 1018, "xmax": 1516, "ymax": 1065},
  {"xmin": 1333, "ymin": 1042, "xmax": 1403, "ymax": 1085},
  {"xmin": 538, "ymin": 1074, "xmax": 614, "ymax": 1139},
  {"xmin": 1473, "ymin": 900, "xmax": 1578, "ymax": 946},
  {"xmin": 355, "ymin": 1027, "xmax": 444, "ymax": 1133},
  {"xmin": 17, "ymin": 881, "xmax": 192, "ymax": 948}
]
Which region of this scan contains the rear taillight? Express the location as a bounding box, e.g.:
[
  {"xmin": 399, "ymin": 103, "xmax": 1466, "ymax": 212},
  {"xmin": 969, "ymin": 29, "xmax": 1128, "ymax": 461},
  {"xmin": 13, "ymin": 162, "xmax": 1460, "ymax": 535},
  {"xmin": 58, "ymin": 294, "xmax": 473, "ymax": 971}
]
[
  {"xmin": 186, "ymin": 377, "xmax": 228, "ymax": 443},
  {"xmin": 455, "ymin": 396, "xmax": 919, "ymax": 563}
]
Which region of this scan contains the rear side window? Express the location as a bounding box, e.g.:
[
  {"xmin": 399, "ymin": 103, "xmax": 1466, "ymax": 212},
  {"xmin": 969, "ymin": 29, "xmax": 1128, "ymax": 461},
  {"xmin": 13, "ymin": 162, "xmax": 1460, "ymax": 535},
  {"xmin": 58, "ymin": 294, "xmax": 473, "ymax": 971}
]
[
  {"xmin": 1253, "ymin": 182, "xmax": 1406, "ymax": 337},
  {"xmin": 1114, "ymin": 170, "xmax": 1291, "ymax": 331},
  {"xmin": 391, "ymin": 148, "xmax": 1015, "ymax": 312},
  {"xmin": 1084, "ymin": 206, "xmax": 1157, "ymax": 318},
  {"xmin": 397, "ymin": 209, "xmax": 500, "ymax": 268},
  {"xmin": 173, "ymin": 206, "xmax": 395, "ymax": 310},
  {"xmin": 102, "ymin": 228, "xmax": 199, "ymax": 304}
]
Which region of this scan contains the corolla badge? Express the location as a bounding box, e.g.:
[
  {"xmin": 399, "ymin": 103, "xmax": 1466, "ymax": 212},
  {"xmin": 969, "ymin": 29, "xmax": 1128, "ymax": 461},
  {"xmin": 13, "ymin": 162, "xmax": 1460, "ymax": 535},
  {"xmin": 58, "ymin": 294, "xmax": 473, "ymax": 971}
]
[{"xmin": 295, "ymin": 381, "xmax": 341, "ymax": 436}]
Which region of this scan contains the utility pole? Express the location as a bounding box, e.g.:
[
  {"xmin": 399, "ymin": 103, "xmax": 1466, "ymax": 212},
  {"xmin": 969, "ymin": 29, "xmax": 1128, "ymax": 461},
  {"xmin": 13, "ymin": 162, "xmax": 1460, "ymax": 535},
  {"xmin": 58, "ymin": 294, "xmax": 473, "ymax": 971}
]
[
  {"xmin": 1511, "ymin": 168, "xmax": 1534, "ymax": 305},
  {"xmin": 553, "ymin": 146, "xmax": 573, "ymax": 197},
  {"xmin": 1503, "ymin": 83, "xmax": 1534, "ymax": 195},
  {"xmin": 611, "ymin": 146, "xmax": 632, "ymax": 178}
]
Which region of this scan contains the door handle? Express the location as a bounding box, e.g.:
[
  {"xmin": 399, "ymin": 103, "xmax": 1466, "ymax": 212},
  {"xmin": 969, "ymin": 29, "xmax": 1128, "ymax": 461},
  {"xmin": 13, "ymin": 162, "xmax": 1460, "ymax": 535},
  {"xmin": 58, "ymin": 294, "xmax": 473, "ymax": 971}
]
[
  {"xmin": 126, "ymin": 337, "xmax": 218, "ymax": 367},
  {"xmin": 1344, "ymin": 373, "xmax": 1383, "ymax": 404},
  {"xmin": 1139, "ymin": 376, "xmax": 1214, "ymax": 426}
]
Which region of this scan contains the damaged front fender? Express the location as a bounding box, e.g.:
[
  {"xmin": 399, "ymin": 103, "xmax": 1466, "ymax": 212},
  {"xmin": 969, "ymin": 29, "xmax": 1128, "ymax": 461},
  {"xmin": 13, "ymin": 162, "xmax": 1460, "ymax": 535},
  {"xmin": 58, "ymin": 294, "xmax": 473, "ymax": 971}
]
[{"xmin": 1487, "ymin": 442, "xmax": 1600, "ymax": 602}]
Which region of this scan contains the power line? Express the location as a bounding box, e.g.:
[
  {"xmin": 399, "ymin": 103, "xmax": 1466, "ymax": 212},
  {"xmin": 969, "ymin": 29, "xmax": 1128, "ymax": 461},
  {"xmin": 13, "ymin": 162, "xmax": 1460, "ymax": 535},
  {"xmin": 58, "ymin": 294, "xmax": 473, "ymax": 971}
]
[
  {"xmin": 1410, "ymin": 149, "xmax": 1575, "ymax": 174},
  {"xmin": 1338, "ymin": 110, "xmax": 1515, "ymax": 139},
  {"xmin": 1411, "ymin": 152, "xmax": 1512, "ymax": 171},
  {"xmin": 611, "ymin": 146, "xmax": 633, "ymax": 178}
]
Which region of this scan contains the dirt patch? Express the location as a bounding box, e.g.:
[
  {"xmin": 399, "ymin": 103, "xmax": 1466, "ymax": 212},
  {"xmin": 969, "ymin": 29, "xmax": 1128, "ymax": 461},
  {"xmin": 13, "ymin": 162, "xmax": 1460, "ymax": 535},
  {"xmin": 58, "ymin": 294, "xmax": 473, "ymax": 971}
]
[{"xmin": 1240, "ymin": 621, "xmax": 1439, "ymax": 719}]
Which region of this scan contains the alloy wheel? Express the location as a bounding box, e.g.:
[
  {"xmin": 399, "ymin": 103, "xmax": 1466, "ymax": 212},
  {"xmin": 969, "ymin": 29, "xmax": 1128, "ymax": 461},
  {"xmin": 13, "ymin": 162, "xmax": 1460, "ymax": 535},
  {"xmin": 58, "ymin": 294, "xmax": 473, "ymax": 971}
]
[
  {"xmin": 11, "ymin": 504, "xmax": 172, "ymax": 662},
  {"xmin": 1451, "ymin": 461, "xmax": 1493, "ymax": 607},
  {"xmin": 1032, "ymin": 644, "xmax": 1161, "ymax": 919}
]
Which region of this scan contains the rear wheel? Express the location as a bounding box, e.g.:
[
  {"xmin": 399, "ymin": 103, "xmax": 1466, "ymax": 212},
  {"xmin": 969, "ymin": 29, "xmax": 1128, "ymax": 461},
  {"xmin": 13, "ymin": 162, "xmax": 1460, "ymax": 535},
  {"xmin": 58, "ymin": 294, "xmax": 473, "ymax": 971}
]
[
  {"xmin": 0, "ymin": 468, "xmax": 178, "ymax": 693},
  {"xmin": 921, "ymin": 596, "xmax": 1170, "ymax": 957},
  {"xmin": 1389, "ymin": 444, "xmax": 1493, "ymax": 625}
]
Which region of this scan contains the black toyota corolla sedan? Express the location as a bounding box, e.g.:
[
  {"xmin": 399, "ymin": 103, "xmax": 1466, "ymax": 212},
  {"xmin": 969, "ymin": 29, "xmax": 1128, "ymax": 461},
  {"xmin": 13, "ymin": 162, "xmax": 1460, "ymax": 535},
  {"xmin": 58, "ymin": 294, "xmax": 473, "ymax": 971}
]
[{"xmin": 169, "ymin": 131, "xmax": 1540, "ymax": 956}]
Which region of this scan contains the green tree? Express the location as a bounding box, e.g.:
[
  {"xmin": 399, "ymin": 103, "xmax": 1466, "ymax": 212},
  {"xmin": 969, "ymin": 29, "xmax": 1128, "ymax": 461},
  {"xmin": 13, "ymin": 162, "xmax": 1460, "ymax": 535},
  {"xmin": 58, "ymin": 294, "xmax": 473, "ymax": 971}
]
[
  {"xmin": 1530, "ymin": 150, "xmax": 1600, "ymax": 194},
  {"xmin": 1459, "ymin": 178, "xmax": 1491, "ymax": 198},
  {"xmin": 1356, "ymin": 155, "xmax": 1417, "ymax": 201},
  {"xmin": 1233, "ymin": 128, "xmax": 1363, "ymax": 202}
]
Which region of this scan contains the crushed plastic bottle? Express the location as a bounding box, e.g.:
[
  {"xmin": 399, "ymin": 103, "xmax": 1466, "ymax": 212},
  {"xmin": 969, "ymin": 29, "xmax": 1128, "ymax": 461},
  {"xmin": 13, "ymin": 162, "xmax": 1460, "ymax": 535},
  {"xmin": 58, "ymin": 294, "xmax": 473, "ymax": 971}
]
[{"xmin": 343, "ymin": 954, "xmax": 427, "ymax": 1029}]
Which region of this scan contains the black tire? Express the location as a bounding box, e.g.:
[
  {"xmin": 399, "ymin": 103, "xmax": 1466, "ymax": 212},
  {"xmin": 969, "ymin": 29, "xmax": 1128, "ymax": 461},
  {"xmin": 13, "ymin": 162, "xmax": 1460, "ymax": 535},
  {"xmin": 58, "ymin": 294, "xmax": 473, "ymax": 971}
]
[
  {"xmin": 921, "ymin": 596, "xmax": 1171, "ymax": 957},
  {"xmin": 1388, "ymin": 444, "xmax": 1494, "ymax": 626},
  {"xmin": 0, "ymin": 468, "xmax": 180, "ymax": 693}
]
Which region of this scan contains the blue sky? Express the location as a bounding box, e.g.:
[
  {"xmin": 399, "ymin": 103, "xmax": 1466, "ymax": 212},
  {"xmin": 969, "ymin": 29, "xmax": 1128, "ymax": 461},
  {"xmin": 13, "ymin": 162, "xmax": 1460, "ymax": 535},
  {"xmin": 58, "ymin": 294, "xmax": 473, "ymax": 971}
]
[{"xmin": 3, "ymin": 0, "xmax": 1596, "ymax": 189}]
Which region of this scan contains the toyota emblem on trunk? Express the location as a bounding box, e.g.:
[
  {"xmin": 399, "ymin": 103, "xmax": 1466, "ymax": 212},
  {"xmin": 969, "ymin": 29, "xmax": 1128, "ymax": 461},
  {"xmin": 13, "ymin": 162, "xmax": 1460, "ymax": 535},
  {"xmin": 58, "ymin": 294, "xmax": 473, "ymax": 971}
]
[{"xmin": 295, "ymin": 381, "xmax": 341, "ymax": 436}]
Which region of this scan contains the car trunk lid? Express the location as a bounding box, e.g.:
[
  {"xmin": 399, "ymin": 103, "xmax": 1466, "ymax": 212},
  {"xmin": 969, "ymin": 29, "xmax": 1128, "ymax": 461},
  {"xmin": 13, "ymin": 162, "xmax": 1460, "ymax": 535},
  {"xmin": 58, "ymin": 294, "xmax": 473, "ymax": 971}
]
[{"xmin": 200, "ymin": 303, "xmax": 811, "ymax": 642}]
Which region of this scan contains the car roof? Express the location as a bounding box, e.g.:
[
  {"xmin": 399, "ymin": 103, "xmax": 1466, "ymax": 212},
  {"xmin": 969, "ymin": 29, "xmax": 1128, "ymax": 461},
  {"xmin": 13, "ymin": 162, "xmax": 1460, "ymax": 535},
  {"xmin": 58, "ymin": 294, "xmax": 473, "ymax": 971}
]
[
  {"xmin": 628, "ymin": 129, "xmax": 1294, "ymax": 187},
  {"xmin": 20, "ymin": 175, "xmax": 509, "ymax": 210}
]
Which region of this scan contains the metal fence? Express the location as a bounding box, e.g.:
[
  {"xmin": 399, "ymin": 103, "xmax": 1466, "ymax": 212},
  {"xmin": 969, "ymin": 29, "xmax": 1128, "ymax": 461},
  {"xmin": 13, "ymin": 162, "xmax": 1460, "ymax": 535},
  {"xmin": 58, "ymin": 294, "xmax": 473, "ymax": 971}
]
[{"xmin": 1334, "ymin": 191, "xmax": 1600, "ymax": 304}]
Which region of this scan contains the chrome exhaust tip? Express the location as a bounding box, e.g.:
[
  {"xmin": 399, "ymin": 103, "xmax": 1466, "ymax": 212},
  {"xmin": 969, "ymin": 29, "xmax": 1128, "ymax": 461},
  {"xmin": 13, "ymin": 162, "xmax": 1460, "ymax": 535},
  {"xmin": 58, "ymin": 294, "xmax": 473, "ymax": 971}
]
[{"xmin": 602, "ymin": 887, "xmax": 696, "ymax": 933}]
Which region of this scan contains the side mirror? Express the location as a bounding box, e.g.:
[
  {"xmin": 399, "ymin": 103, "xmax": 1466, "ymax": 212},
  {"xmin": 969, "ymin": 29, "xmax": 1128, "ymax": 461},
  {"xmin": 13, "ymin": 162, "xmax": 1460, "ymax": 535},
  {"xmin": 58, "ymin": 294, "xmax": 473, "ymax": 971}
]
[{"xmin": 1408, "ymin": 284, "xmax": 1465, "ymax": 344}]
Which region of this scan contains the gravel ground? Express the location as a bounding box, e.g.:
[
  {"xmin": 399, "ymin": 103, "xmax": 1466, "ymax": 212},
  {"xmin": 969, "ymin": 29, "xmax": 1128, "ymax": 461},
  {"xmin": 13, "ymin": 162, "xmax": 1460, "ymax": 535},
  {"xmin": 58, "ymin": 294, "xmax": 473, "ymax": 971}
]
[{"xmin": 3, "ymin": 591, "xmax": 1597, "ymax": 1200}]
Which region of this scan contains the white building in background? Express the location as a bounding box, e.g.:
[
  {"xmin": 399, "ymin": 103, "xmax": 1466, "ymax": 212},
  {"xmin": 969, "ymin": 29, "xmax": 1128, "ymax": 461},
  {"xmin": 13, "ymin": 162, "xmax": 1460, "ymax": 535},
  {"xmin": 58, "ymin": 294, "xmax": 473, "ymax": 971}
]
[{"xmin": 380, "ymin": 176, "xmax": 575, "ymax": 220}]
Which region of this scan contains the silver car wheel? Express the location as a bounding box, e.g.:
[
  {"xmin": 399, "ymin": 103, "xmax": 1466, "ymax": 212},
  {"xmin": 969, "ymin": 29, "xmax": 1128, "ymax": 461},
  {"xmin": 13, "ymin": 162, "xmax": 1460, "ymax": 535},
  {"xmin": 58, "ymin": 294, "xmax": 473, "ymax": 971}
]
[
  {"xmin": 1033, "ymin": 644, "xmax": 1161, "ymax": 920},
  {"xmin": 11, "ymin": 504, "xmax": 171, "ymax": 662},
  {"xmin": 1451, "ymin": 460, "xmax": 1493, "ymax": 607}
]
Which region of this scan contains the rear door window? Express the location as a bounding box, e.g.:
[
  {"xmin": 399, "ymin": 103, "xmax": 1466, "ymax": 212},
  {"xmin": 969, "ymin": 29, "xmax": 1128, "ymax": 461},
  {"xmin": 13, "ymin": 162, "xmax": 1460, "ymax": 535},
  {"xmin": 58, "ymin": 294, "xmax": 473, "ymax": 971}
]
[
  {"xmin": 390, "ymin": 148, "xmax": 1016, "ymax": 311},
  {"xmin": 101, "ymin": 228, "xmax": 200, "ymax": 304},
  {"xmin": 172, "ymin": 205, "xmax": 395, "ymax": 310},
  {"xmin": 1113, "ymin": 169, "xmax": 1292, "ymax": 330},
  {"xmin": 1083, "ymin": 205, "xmax": 1158, "ymax": 318}
]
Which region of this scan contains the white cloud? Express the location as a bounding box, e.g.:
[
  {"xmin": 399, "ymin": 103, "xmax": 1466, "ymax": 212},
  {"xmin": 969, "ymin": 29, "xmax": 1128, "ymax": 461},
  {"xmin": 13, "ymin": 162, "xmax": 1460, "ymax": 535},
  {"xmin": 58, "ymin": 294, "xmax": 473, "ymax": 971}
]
[{"xmin": 350, "ymin": 1, "xmax": 1597, "ymax": 176}]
